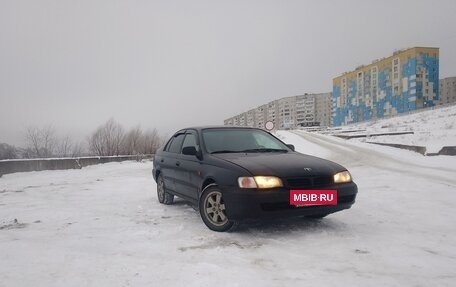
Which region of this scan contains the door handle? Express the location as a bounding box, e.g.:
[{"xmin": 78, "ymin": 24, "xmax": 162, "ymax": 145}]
[{"xmin": 175, "ymin": 161, "xmax": 180, "ymax": 167}]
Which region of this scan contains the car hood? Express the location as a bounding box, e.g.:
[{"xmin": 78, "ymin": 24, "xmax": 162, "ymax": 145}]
[{"xmin": 212, "ymin": 152, "xmax": 345, "ymax": 178}]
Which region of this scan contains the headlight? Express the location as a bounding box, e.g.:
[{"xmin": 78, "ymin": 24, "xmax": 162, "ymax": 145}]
[
  {"xmin": 333, "ymin": 171, "xmax": 352, "ymax": 183},
  {"xmin": 238, "ymin": 176, "xmax": 283, "ymax": 189}
]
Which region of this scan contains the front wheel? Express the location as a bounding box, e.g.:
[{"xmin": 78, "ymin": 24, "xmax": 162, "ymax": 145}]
[{"xmin": 199, "ymin": 186, "xmax": 236, "ymax": 232}]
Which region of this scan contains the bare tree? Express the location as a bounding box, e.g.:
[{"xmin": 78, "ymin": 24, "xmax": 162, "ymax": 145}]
[
  {"xmin": 56, "ymin": 135, "xmax": 73, "ymax": 158},
  {"xmin": 25, "ymin": 125, "xmax": 56, "ymax": 158},
  {"xmin": 88, "ymin": 126, "xmax": 105, "ymax": 156},
  {"xmin": 122, "ymin": 125, "xmax": 143, "ymax": 155},
  {"xmin": 0, "ymin": 143, "xmax": 18, "ymax": 160},
  {"xmin": 71, "ymin": 142, "xmax": 86, "ymax": 157},
  {"xmin": 88, "ymin": 119, "xmax": 125, "ymax": 156},
  {"xmin": 25, "ymin": 126, "xmax": 42, "ymax": 157},
  {"xmin": 41, "ymin": 125, "xmax": 55, "ymax": 157},
  {"xmin": 108, "ymin": 119, "xmax": 125, "ymax": 156},
  {"xmin": 19, "ymin": 148, "xmax": 31, "ymax": 159},
  {"xmin": 141, "ymin": 128, "xmax": 162, "ymax": 154}
]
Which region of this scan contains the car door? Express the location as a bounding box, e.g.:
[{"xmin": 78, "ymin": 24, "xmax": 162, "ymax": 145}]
[
  {"xmin": 174, "ymin": 130, "xmax": 201, "ymax": 201},
  {"xmin": 160, "ymin": 132, "xmax": 186, "ymax": 193}
]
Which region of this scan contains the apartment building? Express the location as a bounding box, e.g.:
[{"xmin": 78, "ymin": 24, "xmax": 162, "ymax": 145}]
[
  {"xmin": 224, "ymin": 93, "xmax": 332, "ymax": 129},
  {"xmin": 332, "ymin": 47, "xmax": 439, "ymax": 126},
  {"xmin": 439, "ymin": 77, "xmax": 456, "ymax": 105}
]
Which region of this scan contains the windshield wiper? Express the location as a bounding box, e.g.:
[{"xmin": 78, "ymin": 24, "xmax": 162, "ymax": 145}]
[
  {"xmin": 210, "ymin": 150, "xmax": 242, "ymax": 154},
  {"xmin": 240, "ymin": 148, "xmax": 288, "ymax": 153}
]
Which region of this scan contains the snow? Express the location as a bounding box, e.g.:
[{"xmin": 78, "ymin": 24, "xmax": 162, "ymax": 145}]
[
  {"xmin": 1, "ymin": 132, "xmax": 456, "ymax": 286},
  {"xmin": 322, "ymin": 104, "xmax": 456, "ymax": 153}
]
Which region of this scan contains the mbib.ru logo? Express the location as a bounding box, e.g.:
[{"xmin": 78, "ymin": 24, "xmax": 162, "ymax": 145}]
[{"xmin": 290, "ymin": 190, "xmax": 338, "ymax": 206}]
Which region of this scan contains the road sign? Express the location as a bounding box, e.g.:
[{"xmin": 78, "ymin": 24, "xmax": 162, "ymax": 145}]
[{"xmin": 265, "ymin": 121, "xmax": 274, "ymax": 131}]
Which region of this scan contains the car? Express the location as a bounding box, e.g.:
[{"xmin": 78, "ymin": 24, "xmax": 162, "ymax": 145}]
[{"xmin": 152, "ymin": 126, "xmax": 358, "ymax": 232}]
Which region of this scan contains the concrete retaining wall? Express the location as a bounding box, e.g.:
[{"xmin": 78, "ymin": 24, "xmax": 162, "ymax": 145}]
[
  {"xmin": 335, "ymin": 131, "xmax": 414, "ymax": 140},
  {"xmin": 0, "ymin": 155, "xmax": 153, "ymax": 177},
  {"xmin": 367, "ymin": 142, "xmax": 426, "ymax": 155},
  {"xmin": 438, "ymin": 146, "xmax": 456, "ymax": 156},
  {"xmin": 367, "ymin": 142, "xmax": 456, "ymax": 156}
]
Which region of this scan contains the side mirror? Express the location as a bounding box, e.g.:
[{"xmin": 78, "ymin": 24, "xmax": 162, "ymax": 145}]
[
  {"xmin": 182, "ymin": 146, "xmax": 197, "ymax": 156},
  {"xmin": 183, "ymin": 146, "xmax": 203, "ymax": 160},
  {"xmin": 286, "ymin": 144, "xmax": 295, "ymax": 151}
]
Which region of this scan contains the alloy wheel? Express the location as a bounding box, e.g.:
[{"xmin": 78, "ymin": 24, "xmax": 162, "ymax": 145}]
[{"xmin": 203, "ymin": 190, "xmax": 228, "ymax": 226}]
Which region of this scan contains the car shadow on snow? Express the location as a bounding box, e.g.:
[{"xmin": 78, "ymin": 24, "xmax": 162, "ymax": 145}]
[
  {"xmin": 234, "ymin": 216, "xmax": 349, "ymax": 234},
  {"xmin": 161, "ymin": 198, "xmax": 349, "ymax": 234},
  {"xmin": 171, "ymin": 198, "xmax": 198, "ymax": 210}
]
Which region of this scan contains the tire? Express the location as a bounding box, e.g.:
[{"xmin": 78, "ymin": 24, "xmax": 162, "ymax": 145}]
[
  {"xmin": 156, "ymin": 174, "xmax": 174, "ymax": 205},
  {"xmin": 199, "ymin": 185, "xmax": 237, "ymax": 232}
]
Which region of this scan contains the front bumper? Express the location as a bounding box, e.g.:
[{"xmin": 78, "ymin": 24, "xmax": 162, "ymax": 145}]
[{"xmin": 220, "ymin": 182, "xmax": 357, "ymax": 220}]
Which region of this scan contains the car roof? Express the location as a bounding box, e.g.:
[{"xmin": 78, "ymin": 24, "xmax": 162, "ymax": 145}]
[{"xmin": 173, "ymin": 126, "xmax": 263, "ymax": 134}]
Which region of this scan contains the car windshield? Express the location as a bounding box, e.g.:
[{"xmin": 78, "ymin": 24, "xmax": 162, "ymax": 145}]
[{"xmin": 202, "ymin": 129, "xmax": 290, "ymax": 154}]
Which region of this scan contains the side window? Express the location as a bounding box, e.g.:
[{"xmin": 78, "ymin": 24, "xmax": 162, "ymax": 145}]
[
  {"xmin": 164, "ymin": 137, "xmax": 174, "ymax": 151},
  {"xmin": 167, "ymin": 134, "xmax": 185, "ymax": 153},
  {"xmin": 181, "ymin": 133, "xmax": 197, "ymax": 151}
]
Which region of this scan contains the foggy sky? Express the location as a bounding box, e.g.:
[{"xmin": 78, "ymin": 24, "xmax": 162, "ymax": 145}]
[{"xmin": 1, "ymin": 0, "xmax": 456, "ymax": 146}]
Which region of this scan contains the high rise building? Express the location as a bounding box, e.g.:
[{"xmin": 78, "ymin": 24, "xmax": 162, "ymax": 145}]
[
  {"xmin": 224, "ymin": 93, "xmax": 332, "ymax": 129},
  {"xmin": 439, "ymin": 77, "xmax": 456, "ymax": 105},
  {"xmin": 314, "ymin": 93, "xmax": 332, "ymax": 127},
  {"xmin": 332, "ymin": 47, "xmax": 439, "ymax": 126}
]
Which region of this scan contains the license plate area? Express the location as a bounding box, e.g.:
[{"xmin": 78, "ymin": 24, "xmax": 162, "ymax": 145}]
[{"xmin": 290, "ymin": 190, "xmax": 338, "ymax": 206}]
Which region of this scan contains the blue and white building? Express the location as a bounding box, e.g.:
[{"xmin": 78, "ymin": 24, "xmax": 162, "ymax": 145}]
[{"xmin": 332, "ymin": 47, "xmax": 439, "ymax": 126}]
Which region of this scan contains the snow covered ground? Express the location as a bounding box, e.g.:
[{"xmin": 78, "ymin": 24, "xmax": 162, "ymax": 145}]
[
  {"xmin": 1, "ymin": 132, "xmax": 456, "ymax": 287},
  {"xmin": 323, "ymin": 104, "xmax": 456, "ymax": 153}
]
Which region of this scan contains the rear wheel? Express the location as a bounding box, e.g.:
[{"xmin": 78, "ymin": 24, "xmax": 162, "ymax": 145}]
[
  {"xmin": 157, "ymin": 174, "xmax": 174, "ymax": 205},
  {"xmin": 199, "ymin": 186, "xmax": 236, "ymax": 232}
]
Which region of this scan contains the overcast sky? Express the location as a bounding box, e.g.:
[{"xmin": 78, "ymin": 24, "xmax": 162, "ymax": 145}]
[{"xmin": 1, "ymin": 0, "xmax": 456, "ymax": 146}]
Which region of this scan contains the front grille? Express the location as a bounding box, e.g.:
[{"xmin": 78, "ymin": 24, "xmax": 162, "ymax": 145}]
[{"xmin": 286, "ymin": 176, "xmax": 333, "ymax": 188}]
